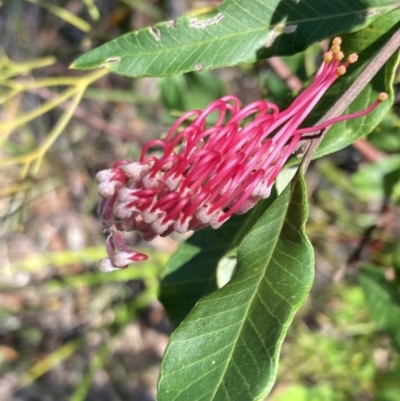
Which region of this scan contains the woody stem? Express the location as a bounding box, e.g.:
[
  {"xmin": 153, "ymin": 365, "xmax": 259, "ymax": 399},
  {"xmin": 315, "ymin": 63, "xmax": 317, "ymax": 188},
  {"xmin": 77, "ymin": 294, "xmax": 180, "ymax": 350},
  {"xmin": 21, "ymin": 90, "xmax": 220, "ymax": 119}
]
[{"xmin": 300, "ymin": 26, "xmax": 400, "ymax": 173}]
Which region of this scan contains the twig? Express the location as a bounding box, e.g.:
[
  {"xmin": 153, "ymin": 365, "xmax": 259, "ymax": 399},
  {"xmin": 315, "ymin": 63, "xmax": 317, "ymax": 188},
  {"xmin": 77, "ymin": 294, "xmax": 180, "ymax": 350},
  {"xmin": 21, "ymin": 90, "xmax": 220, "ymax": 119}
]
[
  {"xmin": 267, "ymin": 57, "xmax": 303, "ymax": 92},
  {"xmin": 267, "ymin": 55, "xmax": 385, "ymax": 163},
  {"xmin": 347, "ymin": 201, "xmax": 394, "ymax": 266},
  {"xmin": 352, "ymin": 138, "xmax": 384, "ymax": 162},
  {"xmin": 300, "ymin": 27, "xmax": 400, "ymax": 173}
]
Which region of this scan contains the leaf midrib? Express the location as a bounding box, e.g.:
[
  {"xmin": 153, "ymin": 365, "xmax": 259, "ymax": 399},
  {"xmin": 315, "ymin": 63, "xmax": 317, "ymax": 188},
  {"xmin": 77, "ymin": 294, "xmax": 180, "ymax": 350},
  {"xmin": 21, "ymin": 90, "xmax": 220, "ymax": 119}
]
[
  {"xmin": 207, "ymin": 187, "xmax": 295, "ymax": 401},
  {"xmin": 102, "ymin": 3, "xmax": 400, "ymax": 60}
]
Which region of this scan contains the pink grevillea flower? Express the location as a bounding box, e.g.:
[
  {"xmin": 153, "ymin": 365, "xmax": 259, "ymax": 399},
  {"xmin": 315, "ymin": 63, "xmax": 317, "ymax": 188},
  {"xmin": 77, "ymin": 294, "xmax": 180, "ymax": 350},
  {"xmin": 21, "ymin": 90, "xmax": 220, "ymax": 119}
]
[{"xmin": 97, "ymin": 37, "xmax": 387, "ymax": 270}]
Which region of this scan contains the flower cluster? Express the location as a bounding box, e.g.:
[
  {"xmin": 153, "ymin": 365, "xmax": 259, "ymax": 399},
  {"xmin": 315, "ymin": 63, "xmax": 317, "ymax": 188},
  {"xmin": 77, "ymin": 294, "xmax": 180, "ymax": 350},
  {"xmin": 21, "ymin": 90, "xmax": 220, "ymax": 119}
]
[{"xmin": 97, "ymin": 37, "xmax": 387, "ymax": 270}]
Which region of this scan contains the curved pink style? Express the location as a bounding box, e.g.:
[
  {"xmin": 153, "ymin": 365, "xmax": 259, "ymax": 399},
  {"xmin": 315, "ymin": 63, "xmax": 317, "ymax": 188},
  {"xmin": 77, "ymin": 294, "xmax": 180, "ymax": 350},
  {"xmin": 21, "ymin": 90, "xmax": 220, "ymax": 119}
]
[{"xmin": 96, "ymin": 38, "xmax": 387, "ymax": 269}]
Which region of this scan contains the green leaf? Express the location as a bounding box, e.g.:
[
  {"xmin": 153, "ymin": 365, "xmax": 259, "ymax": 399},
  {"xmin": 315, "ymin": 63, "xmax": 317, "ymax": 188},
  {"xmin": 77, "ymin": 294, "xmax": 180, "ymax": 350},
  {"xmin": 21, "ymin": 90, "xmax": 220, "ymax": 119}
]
[
  {"xmin": 158, "ymin": 173, "xmax": 314, "ymax": 401},
  {"xmin": 351, "ymin": 155, "xmax": 400, "ymax": 200},
  {"xmin": 71, "ymin": 0, "xmax": 400, "ymax": 77},
  {"xmin": 360, "ymin": 266, "xmax": 400, "ymax": 350},
  {"xmin": 369, "ymin": 110, "xmax": 400, "ymax": 153},
  {"xmin": 270, "ymin": 384, "xmax": 336, "ymax": 401},
  {"xmin": 310, "ymin": 10, "xmax": 400, "ymax": 159},
  {"xmin": 159, "ymin": 194, "xmax": 275, "ymax": 327},
  {"xmin": 160, "ymin": 71, "xmax": 225, "ymax": 113}
]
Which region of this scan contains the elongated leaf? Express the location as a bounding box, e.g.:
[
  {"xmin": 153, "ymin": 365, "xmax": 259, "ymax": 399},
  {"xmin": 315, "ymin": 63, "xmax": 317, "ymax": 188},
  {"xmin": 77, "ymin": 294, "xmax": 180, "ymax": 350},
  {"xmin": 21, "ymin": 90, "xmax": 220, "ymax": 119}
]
[
  {"xmin": 158, "ymin": 173, "xmax": 314, "ymax": 401},
  {"xmin": 160, "ymin": 193, "xmax": 276, "ymax": 327},
  {"xmin": 310, "ymin": 10, "xmax": 400, "ymax": 158},
  {"xmin": 360, "ymin": 266, "xmax": 400, "ymax": 350},
  {"xmin": 71, "ymin": 0, "xmax": 400, "ymax": 77}
]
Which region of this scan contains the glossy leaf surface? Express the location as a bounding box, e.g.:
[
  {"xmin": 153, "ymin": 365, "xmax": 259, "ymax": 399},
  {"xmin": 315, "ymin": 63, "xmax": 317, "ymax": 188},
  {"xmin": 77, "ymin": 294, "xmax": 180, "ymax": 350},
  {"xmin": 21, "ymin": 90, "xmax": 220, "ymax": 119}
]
[
  {"xmin": 158, "ymin": 174, "xmax": 314, "ymax": 401},
  {"xmin": 72, "ymin": 0, "xmax": 400, "ymax": 77},
  {"xmin": 160, "ymin": 194, "xmax": 275, "ymax": 327}
]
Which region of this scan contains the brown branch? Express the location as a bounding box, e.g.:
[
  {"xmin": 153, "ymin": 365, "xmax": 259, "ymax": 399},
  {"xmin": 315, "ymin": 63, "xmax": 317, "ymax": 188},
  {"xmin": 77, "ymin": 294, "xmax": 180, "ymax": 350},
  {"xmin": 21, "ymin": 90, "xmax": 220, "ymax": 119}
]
[
  {"xmin": 267, "ymin": 57, "xmax": 303, "ymax": 92},
  {"xmin": 267, "ymin": 54, "xmax": 385, "ymax": 163},
  {"xmin": 300, "ymin": 27, "xmax": 400, "ymax": 173},
  {"xmin": 347, "ymin": 201, "xmax": 395, "ymax": 266},
  {"xmin": 352, "ymin": 138, "xmax": 384, "ymax": 162}
]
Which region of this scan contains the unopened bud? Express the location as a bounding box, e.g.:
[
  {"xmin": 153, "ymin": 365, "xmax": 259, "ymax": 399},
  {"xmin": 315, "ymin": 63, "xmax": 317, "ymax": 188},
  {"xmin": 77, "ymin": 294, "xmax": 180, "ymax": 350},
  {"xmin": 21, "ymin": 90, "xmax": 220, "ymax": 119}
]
[
  {"xmin": 378, "ymin": 92, "xmax": 388, "ymax": 102},
  {"xmin": 331, "ymin": 44, "xmax": 341, "ymax": 53},
  {"xmin": 324, "ymin": 51, "xmax": 333, "ymax": 62},
  {"xmin": 347, "ymin": 53, "xmax": 358, "ymax": 63},
  {"xmin": 336, "ymin": 66, "xmax": 346, "ymax": 75},
  {"xmin": 332, "ymin": 37, "xmax": 342, "ymax": 46},
  {"xmin": 335, "ymin": 51, "xmax": 344, "ymax": 61}
]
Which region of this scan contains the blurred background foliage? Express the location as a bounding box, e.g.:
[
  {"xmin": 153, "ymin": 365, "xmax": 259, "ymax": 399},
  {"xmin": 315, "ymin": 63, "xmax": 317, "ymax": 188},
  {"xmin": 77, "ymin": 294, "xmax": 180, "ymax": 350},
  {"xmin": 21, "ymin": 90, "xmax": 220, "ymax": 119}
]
[{"xmin": 1, "ymin": 1, "xmax": 400, "ymax": 400}]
